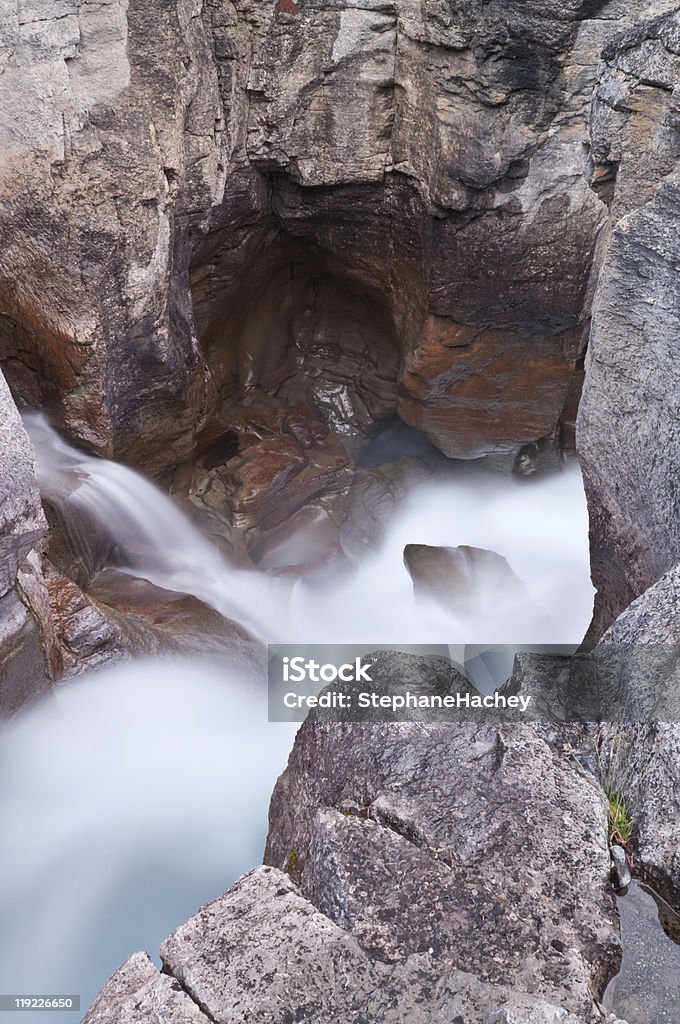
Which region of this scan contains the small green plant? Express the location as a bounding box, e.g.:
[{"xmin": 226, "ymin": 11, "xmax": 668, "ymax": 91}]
[
  {"xmin": 596, "ymin": 727, "xmax": 636, "ymax": 849},
  {"xmin": 607, "ymin": 790, "xmax": 634, "ymax": 847}
]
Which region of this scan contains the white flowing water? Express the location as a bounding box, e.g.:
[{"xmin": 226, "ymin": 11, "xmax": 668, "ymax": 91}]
[
  {"xmin": 25, "ymin": 415, "xmax": 594, "ymax": 651},
  {"xmin": 0, "ymin": 660, "xmax": 296, "ymax": 1021},
  {"xmin": 0, "ymin": 416, "xmax": 596, "ymax": 1020},
  {"xmin": 24, "ymin": 414, "xmax": 287, "ymax": 644}
]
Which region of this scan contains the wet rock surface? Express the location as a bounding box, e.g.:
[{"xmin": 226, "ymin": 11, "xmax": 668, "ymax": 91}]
[
  {"xmin": 610, "ymin": 846, "xmax": 632, "ymax": 890},
  {"xmin": 1, "ymin": 0, "xmax": 669, "ymax": 482},
  {"xmin": 605, "ymin": 881, "xmax": 680, "ymax": 1024},
  {"xmin": 185, "ymin": 397, "xmax": 355, "ymax": 569},
  {"xmin": 0, "ymin": 370, "xmax": 54, "ymax": 714},
  {"xmin": 44, "ymin": 565, "xmax": 261, "ymax": 677},
  {"xmin": 404, "ymin": 543, "xmax": 527, "ymax": 615}
]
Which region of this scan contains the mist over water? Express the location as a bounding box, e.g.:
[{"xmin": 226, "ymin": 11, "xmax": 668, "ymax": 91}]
[
  {"xmin": 293, "ymin": 461, "xmax": 594, "ymax": 647},
  {"xmin": 1, "ymin": 416, "xmax": 595, "ymax": 1019},
  {"xmin": 0, "ymin": 660, "xmax": 296, "ymax": 1021}
]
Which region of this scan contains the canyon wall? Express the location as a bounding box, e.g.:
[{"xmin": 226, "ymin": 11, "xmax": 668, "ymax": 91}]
[
  {"xmin": 1, "ymin": 3, "xmax": 678, "ymax": 669},
  {"xmin": 578, "ymin": 9, "xmax": 680, "ymax": 634},
  {"xmin": 3, "ymin": 0, "xmax": 669, "ymax": 480},
  {"xmin": 0, "ymin": 371, "xmax": 56, "ymax": 715}
]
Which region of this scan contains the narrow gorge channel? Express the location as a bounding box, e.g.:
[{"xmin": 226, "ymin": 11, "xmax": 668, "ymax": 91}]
[
  {"xmin": 1, "ymin": 2, "xmax": 679, "ymax": 1023},
  {"xmin": 0, "ymin": 417, "xmax": 595, "ymax": 1016}
]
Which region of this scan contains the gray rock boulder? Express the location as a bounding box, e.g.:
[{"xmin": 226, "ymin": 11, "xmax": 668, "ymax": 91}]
[
  {"xmin": 158, "ymin": 865, "xmax": 591, "ymax": 1024},
  {"xmin": 577, "ymin": 9, "xmax": 680, "ymax": 635},
  {"xmin": 82, "ymin": 951, "xmax": 211, "ymax": 1024},
  {"xmin": 0, "ymin": 372, "xmax": 46, "ymax": 596},
  {"xmin": 601, "ymin": 562, "xmax": 680, "ymax": 644},
  {"xmin": 265, "ymin": 652, "xmax": 620, "ymax": 1018}
]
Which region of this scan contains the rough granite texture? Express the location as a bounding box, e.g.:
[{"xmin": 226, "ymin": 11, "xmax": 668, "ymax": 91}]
[
  {"xmin": 578, "ymin": 8, "xmax": 680, "ymax": 635},
  {"xmin": 265, "ymin": 652, "xmax": 620, "ymax": 1020},
  {"xmin": 82, "ymin": 951, "xmax": 212, "ymax": 1024},
  {"xmin": 602, "ymin": 562, "xmax": 680, "ymax": 644},
  {"xmin": 0, "ymin": 371, "xmax": 46, "ymax": 596},
  {"xmin": 600, "ymin": 565, "xmax": 680, "ymax": 924},
  {"xmin": 84, "ymin": 652, "xmax": 625, "ymax": 1023},
  {"xmin": 157, "ymin": 866, "xmax": 594, "ymax": 1024}
]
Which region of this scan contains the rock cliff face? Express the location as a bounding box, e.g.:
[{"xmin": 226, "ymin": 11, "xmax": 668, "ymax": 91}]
[
  {"xmin": 601, "ymin": 567, "xmax": 680, "ymax": 926},
  {"xmin": 578, "ymin": 9, "xmax": 680, "ymax": 634},
  {"xmin": 3, "ymin": 0, "xmax": 671, "ymax": 482},
  {"xmin": 0, "ymin": 0, "xmax": 224, "ymax": 471},
  {"xmin": 0, "ymin": 370, "xmax": 55, "ymax": 714}
]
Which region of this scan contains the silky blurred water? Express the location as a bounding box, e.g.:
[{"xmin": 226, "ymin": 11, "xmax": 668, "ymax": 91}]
[
  {"xmin": 0, "ymin": 660, "xmax": 296, "ymax": 1022},
  {"xmin": 1, "ymin": 417, "xmax": 597, "ymax": 1019},
  {"xmin": 26, "ymin": 415, "xmax": 595, "ymax": 650}
]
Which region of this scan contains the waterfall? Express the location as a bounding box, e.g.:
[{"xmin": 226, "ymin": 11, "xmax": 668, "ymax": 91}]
[
  {"xmin": 0, "ymin": 659, "xmax": 296, "ymax": 1020},
  {"xmin": 1, "ymin": 416, "xmax": 597, "ymax": 1020},
  {"xmin": 24, "ymin": 414, "xmax": 287, "ymax": 645},
  {"xmin": 24, "ymin": 415, "xmax": 594, "ymax": 653}
]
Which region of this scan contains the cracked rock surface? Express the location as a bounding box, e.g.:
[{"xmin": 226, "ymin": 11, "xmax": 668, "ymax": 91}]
[
  {"xmin": 86, "ymin": 652, "xmax": 623, "ymax": 1023},
  {"xmin": 2, "ymin": 0, "xmax": 673, "ymax": 477},
  {"xmin": 578, "ymin": 8, "xmax": 680, "ymax": 636},
  {"xmin": 0, "ymin": 369, "xmax": 54, "ymax": 715}
]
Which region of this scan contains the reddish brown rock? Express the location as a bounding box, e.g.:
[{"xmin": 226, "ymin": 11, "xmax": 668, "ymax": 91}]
[
  {"xmin": 187, "ymin": 398, "xmax": 355, "ymax": 568},
  {"xmin": 399, "ymin": 317, "xmax": 583, "ymax": 458},
  {"xmin": 3, "ymin": 0, "xmax": 661, "ymax": 476}
]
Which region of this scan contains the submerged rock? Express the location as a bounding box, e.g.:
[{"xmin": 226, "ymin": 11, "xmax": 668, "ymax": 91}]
[{"xmin": 403, "ymin": 543, "xmax": 527, "ymax": 615}]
